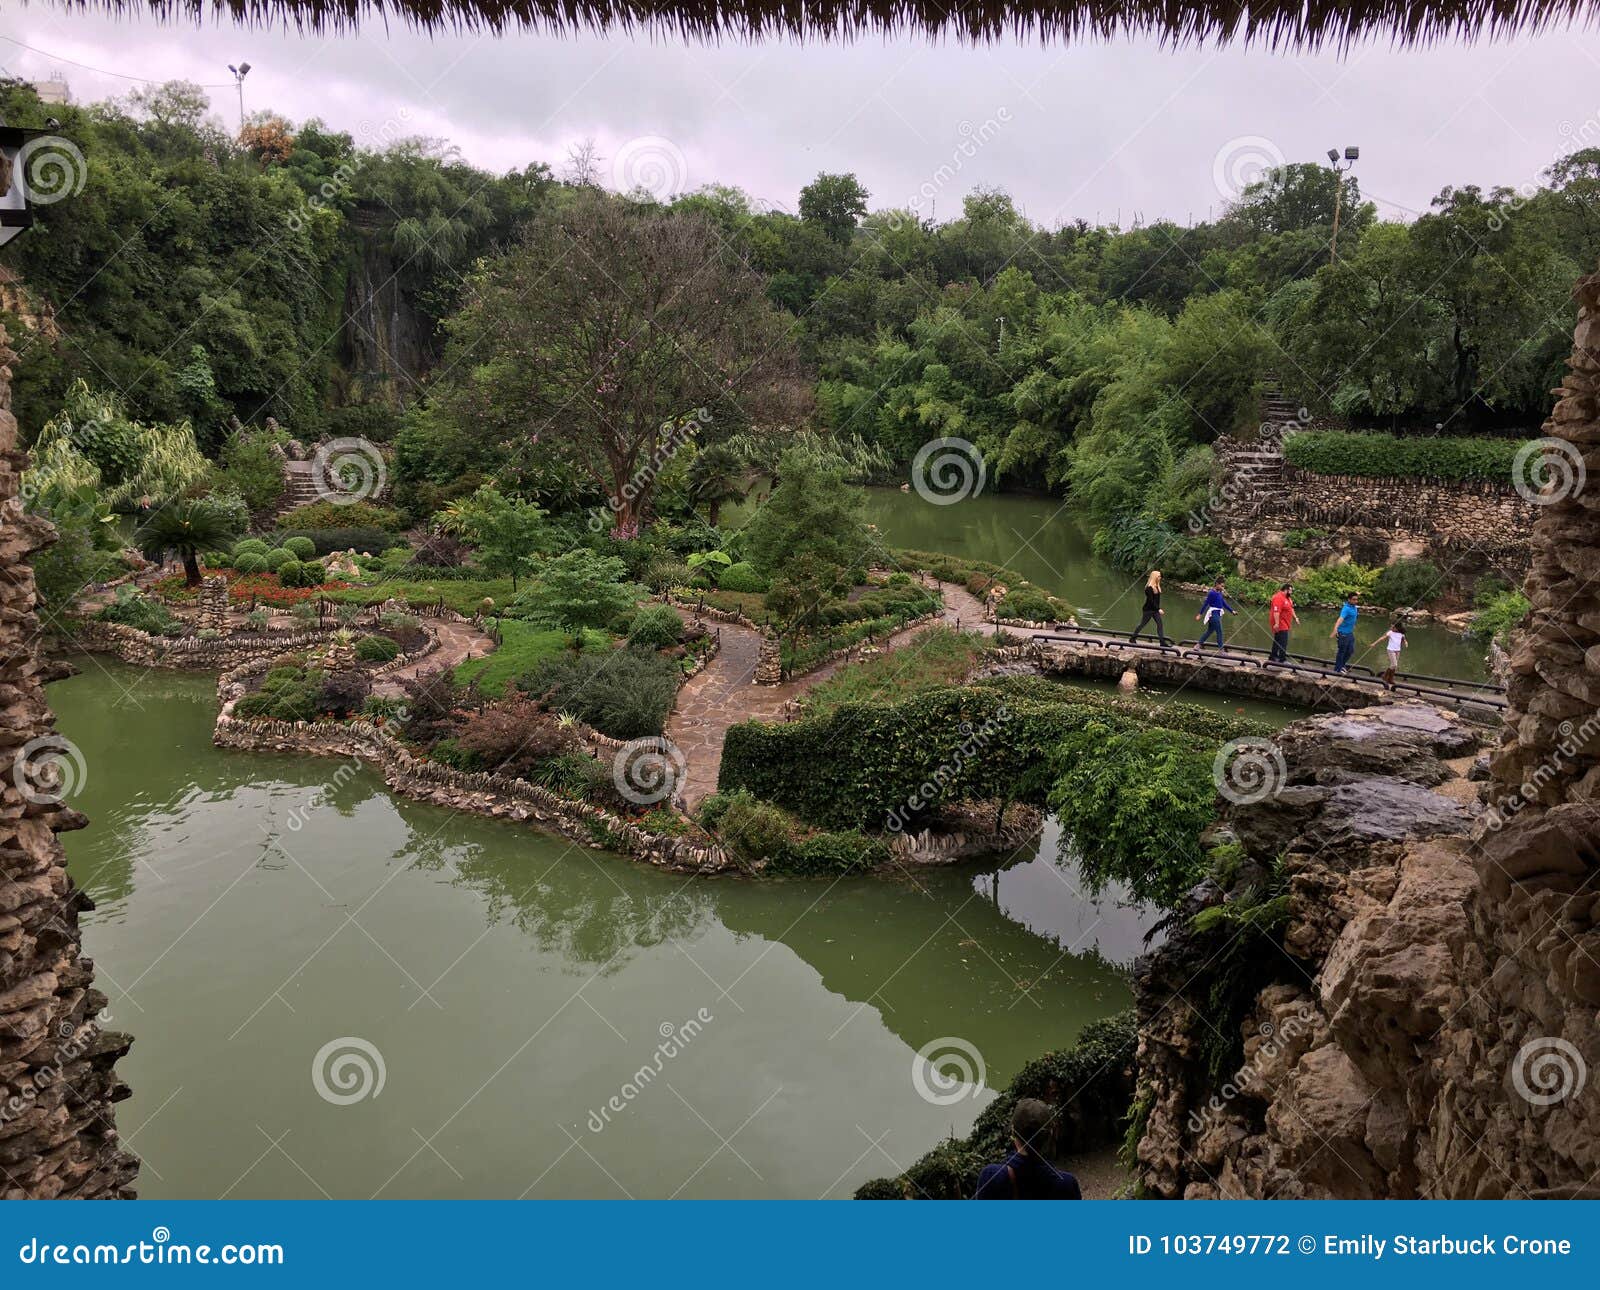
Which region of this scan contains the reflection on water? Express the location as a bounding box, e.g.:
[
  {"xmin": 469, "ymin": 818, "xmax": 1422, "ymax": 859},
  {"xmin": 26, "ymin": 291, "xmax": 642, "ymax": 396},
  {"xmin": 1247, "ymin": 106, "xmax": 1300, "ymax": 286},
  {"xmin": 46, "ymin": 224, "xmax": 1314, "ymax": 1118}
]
[
  {"xmin": 52, "ymin": 662, "xmax": 1152, "ymax": 1199},
  {"xmin": 860, "ymin": 487, "xmax": 1489, "ymax": 683}
]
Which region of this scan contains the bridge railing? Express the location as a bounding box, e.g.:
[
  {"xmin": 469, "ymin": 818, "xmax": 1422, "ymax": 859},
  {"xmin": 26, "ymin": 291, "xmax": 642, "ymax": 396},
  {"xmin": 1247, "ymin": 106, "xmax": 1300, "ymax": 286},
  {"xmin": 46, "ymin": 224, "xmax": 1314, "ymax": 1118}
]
[{"xmin": 1026, "ymin": 624, "xmax": 1506, "ymax": 707}]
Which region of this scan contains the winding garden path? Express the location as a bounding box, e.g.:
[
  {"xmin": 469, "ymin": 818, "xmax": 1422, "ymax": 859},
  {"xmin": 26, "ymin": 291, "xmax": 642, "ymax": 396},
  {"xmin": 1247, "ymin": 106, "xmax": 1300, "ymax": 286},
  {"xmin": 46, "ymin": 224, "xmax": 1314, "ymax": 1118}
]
[
  {"xmin": 668, "ymin": 580, "xmax": 986, "ymax": 808},
  {"xmin": 374, "ymin": 616, "xmax": 496, "ymax": 696}
]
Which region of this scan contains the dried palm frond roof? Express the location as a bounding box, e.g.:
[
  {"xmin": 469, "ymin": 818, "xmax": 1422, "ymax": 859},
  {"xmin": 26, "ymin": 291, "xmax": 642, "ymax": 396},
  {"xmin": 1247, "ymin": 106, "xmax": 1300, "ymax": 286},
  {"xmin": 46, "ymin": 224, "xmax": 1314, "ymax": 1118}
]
[{"xmin": 33, "ymin": 0, "xmax": 1600, "ymax": 44}]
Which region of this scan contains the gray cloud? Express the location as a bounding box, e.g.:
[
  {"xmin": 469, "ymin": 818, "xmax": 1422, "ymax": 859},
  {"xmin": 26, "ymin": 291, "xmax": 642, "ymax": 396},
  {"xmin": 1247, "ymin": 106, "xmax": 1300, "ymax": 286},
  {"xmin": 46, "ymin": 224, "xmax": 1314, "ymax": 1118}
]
[{"xmin": 4, "ymin": 16, "xmax": 1597, "ymax": 225}]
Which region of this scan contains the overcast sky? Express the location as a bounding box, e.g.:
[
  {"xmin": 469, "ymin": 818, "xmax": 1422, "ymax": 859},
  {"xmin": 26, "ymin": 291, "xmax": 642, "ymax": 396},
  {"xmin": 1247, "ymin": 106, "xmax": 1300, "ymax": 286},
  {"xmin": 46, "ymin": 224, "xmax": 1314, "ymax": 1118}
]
[{"xmin": 6, "ymin": 11, "xmax": 1600, "ymax": 226}]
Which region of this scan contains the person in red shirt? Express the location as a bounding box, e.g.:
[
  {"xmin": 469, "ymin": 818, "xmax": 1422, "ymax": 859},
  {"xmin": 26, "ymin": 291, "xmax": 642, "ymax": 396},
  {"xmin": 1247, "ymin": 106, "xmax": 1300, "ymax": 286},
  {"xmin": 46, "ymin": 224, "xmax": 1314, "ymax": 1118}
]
[{"xmin": 1267, "ymin": 583, "xmax": 1296, "ymax": 662}]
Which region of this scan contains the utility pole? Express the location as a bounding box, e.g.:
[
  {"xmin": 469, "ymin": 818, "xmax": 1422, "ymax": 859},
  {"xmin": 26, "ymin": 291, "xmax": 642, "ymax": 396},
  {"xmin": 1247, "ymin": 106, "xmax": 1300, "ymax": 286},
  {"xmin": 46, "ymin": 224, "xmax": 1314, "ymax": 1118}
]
[
  {"xmin": 1326, "ymin": 145, "xmax": 1359, "ymax": 264},
  {"xmin": 228, "ymin": 62, "xmax": 251, "ymax": 133}
]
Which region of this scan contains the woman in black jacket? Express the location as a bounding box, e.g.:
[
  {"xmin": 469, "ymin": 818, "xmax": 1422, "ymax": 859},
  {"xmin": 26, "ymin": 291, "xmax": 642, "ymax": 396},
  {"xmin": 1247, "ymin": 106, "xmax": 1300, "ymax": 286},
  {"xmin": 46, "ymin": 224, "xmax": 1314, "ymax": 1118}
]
[{"xmin": 1130, "ymin": 570, "xmax": 1171, "ymax": 645}]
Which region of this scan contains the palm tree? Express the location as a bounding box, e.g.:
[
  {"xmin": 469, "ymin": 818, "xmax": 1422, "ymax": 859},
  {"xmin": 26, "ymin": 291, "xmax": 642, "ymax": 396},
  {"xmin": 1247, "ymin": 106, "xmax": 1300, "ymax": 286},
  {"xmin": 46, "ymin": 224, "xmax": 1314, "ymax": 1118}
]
[
  {"xmin": 686, "ymin": 444, "xmax": 746, "ymax": 527},
  {"xmin": 135, "ymin": 498, "xmax": 239, "ymax": 587}
]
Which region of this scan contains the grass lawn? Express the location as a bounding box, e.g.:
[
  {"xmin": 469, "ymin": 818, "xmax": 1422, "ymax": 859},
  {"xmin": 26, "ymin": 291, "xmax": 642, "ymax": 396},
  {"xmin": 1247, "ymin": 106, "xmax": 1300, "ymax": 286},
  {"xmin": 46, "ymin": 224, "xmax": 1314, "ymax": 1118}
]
[
  {"xmin": 455, "ymin": 620, "xmax": 611, "ymax": 696},
  {"xmin": 800, "ymin": 625, "xmax": 993, "ymax": 717}
]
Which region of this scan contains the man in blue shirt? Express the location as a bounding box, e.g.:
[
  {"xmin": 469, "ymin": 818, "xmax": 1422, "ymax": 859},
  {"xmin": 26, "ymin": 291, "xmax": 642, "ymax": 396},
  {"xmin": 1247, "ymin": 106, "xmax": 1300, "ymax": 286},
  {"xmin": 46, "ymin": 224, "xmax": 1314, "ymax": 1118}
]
[
  {"xmin": 1194, "ymin": 578, "xmax": 1237, "ymax": 651},
  {"xmin": 1330, "ymin": 592, "xmax": 1360, "ymax": 673},
  {"xmin": 972, "ymin": 1098, "xmax": 1083, "ymax": 1199}
]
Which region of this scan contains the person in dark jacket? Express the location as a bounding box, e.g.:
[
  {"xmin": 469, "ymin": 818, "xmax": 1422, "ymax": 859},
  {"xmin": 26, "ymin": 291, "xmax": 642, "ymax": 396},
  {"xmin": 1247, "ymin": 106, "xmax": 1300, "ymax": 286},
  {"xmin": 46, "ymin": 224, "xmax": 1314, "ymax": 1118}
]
[
  {"xmin": 1129, "ymin": 570, "xmax": 1170, "ymax": 645},
  {"xmin": 1195, "ymin": 578, "xmax": 1238, "ymax": 651},
  {"xmin": 972, "ymin": 1098, "xmax": 1083, "ymax": 1199}
]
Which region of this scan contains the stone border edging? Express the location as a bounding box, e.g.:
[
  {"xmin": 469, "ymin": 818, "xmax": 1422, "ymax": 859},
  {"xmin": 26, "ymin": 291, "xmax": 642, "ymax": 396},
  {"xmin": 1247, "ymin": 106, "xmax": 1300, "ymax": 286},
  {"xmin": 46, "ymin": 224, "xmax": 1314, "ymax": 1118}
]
[
  {"xmin": 68, "ymin": 619, "xmax": 343, "ymax": 669},
  {"xmin": 214, "ymin": 658, "xmax": 735, "ymax": 875}
]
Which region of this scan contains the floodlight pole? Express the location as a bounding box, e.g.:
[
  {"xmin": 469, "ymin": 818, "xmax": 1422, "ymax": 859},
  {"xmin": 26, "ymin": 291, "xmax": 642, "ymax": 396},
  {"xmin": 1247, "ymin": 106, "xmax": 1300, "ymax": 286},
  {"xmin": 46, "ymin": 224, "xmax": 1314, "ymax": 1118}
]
[{"xmin": 1327, "ymin": 145, "xmax": 1359, "ymax": 265}]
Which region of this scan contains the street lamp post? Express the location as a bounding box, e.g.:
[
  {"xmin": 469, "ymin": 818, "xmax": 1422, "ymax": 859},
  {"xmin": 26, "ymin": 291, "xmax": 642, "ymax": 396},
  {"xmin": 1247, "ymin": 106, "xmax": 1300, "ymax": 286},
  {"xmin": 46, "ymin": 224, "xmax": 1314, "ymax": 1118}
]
[
  {"xmin": 1326, "ymin": 145, "xmax": 1359, "ymax": 264},
  {"xmin": 228, "ymin": 62, "xmax": 252, "ymax": 132}
]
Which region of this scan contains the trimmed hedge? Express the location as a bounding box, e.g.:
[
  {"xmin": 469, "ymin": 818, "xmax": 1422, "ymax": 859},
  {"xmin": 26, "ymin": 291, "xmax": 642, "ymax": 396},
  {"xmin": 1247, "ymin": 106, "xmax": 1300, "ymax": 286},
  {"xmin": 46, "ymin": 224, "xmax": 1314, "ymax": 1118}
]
[
  {"xmin": 1283, "ymin": 430, "xmax": 1528, "ymax": 483},
  {"xmin": 854, "ymin": 1011, "xmax": 1137, "ymax": 1199},
  {"xmin": 718, "ymin": 682, "xmax": 1267, "ymax": 833}
]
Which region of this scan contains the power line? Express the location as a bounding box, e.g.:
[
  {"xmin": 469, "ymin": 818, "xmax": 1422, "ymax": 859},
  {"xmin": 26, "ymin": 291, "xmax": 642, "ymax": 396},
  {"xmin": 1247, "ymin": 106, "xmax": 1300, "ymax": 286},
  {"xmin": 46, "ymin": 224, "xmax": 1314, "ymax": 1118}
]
[{"xmin": 0, "ymin": 36, "xmax": 234, "ymax": 87}]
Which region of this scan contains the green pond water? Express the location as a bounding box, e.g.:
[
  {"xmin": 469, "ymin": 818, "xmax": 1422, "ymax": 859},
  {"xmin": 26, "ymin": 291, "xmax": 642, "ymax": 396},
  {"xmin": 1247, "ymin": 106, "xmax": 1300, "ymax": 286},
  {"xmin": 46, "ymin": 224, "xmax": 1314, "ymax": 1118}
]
[
  {"xmin": 55, "ymin": 660, "xmax": 1154, "ymax": 1200},
  {"xmin": 858, "ymin": 488, "xmax": 1491, "ymax": 684}
]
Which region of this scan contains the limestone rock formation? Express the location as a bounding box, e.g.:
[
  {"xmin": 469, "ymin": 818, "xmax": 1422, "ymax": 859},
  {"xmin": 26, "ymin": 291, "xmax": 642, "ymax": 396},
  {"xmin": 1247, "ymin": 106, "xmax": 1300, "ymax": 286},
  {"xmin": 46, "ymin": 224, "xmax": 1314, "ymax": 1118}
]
[{"xmin": 0, "ymin": 326, "xmax": 138, "ymax": 1198}]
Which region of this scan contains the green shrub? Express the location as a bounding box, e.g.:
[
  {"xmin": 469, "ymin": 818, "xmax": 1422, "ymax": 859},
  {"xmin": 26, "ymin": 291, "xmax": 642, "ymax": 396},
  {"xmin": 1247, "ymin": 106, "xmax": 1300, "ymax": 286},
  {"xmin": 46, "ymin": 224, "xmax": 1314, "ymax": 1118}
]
[
  {"xmin": 1371, "ymin": 558, "xmax": 1443, "ymax": 607},
  {"xmin": 273, "ymin": 527, "xmax": 405, "ymax": 556},
  {"xmin": 1470, "ymin": 586, "xmax": 1530, "ymax": 645},
  {"xmin": 204, "ymin": 550, "xmax": 231, "ymax": 568},
  {"xmin": 233, "ymin": 552, "xmax": 268, "ymax": 575},
  {"xmin": 708, "ymin": 790, "xmax": 797, "ymax": 863},
  {"xmin": 1280, "ymin": 527, "xmax": 1325, "ymax": 550},
  {"xmin": 95, "ymin": 588, "xmax": 181, "ymax": 636},
  {"xmin": 235, "ymin": 666, "xmax": 321, "ymax": 721},
  {"xmin": 355, "ymin": 633, "xmax": 402, "ymax": 662},
  {"xmin": 283, "ymin": 535, "xmax": 317, "ymax": 560},
  {"xmin": 1283, "ymin": 430, "xmax": 1527, "ymax": 482},
  {"xmin": 997, "ymin": 587, "xmax": 1058, "ymax": 622},
  {"xmin": 720, "ymin": 682, "xmax": 1265, "ymax": 845},
  {"xmin": 280, "ymin": 500, "xmax": 407, "ymax": 533},
  {"xmin": 1045, "ymin": 721, "xmax": 1216, "ymax": 908},
  {"xmin": 245, "ymin": 609, "xmax": 271, "ymax": 630},
  {"xmin": 772, "ymin": 831, "xmax": 890, "ymax": 875},
  {"xmin": 264, "ymin": 546, "xmax": 294, "ymax": 571},
  {"xmin": 362, "ymin": 694, "xmax": 410, "ymax": 721},
  {"xmin": 276, "ymin": 559, "xmax": 306, "ymax": 587},
  {"xmin": 519, "ymin": 648, "xmax": 681, "ymax": 738},
  {"xmin": 1295, "ymin": 561, "xmax": 1380, "ymax": 604},
  {"xmin": 626, "ymin": 604, "xmax": 684, "ymax": 648},
  {"xmin": 1089, "ymin": 515, "xmax": 1234, "ymax": 583},
  {"xmin": 644, "ymin": 558, "xmax": 692, "ymax": 593},
  {"xmin": 717, "ymin": 561, "xmax": 768, "ymax": 593},
  {"xmin": 234, "ymin": 538, "xmax": 269, "ymax": 558}
]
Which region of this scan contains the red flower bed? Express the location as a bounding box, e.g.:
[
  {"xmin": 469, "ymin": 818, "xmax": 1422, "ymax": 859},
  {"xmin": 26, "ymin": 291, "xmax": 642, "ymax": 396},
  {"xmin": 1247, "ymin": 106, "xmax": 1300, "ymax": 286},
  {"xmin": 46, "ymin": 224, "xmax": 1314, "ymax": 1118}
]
[{"xmin": 153, "ymin": 567, "xmax": 352, "ymax": 608}]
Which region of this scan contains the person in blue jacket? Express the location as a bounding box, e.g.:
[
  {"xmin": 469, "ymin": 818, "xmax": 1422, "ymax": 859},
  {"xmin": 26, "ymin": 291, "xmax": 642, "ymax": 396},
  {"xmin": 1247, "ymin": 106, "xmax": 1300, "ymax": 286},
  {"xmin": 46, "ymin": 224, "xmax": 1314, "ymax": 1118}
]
[
  {"xmin": 1330, "ymin": 591, "xmax": 1360, "ymax": 674},
  {"xmin": 1194, "ymin": 578, "xmax": 1237, "ymax": 651},
  {"xmin": 972, "ymin": 1098, "xmax": 1082, "ymax": 1200}
]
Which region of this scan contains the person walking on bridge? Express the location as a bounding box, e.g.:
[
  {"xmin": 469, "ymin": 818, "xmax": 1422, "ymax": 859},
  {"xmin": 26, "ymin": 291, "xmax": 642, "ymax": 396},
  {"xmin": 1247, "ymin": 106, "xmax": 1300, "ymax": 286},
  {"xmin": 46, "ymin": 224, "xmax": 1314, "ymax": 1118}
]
[
  {"xmin": 1372, "ymin": 618, "xmax": 1406, "ymax": 689},
  {"xmin": 1195, "ymin": 578, "xmax": 1237, "ymax": 651},
  {"xmin": 1267, "ymin": 583, "xmax": 1296, "ymax": 662},
  {"xmin": 1330, "ymin": 592, "xmax": 1360, "ymax": 674},
  {"xmin": 1130, "ymin": 570, "xmax": 1171, "ymax": 646}
]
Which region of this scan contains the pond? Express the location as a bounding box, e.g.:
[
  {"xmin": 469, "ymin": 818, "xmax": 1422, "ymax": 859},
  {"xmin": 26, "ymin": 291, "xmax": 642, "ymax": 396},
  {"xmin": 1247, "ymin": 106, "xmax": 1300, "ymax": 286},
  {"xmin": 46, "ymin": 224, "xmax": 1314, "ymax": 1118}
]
[
  {"xmin": 860, "ymin": 488, "xmax": 1490, "ymax": 683},
  {"xmin": 55, "ymin": 660, "xmax": 1151, "ymax": 1199}
]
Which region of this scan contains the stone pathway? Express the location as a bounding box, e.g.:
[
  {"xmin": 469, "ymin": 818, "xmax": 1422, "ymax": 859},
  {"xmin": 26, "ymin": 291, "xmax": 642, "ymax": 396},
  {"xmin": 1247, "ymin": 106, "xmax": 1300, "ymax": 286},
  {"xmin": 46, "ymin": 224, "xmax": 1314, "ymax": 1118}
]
[
  {"xmin": 373, "ymin": 616, "xmax": 496, "ymax": 696},
  {"xmin": 667, "ymin": 581, "xmax": 982, "ymax": 809}
]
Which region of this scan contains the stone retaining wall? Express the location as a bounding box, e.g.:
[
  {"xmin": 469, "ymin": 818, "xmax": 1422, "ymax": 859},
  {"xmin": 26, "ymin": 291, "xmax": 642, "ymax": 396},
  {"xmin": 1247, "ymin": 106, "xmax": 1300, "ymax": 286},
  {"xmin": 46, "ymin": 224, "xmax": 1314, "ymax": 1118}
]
[
  {"xmin": 69, "ymin": 620, "xmax": 340, "ymax": 670},
  {"xmin": 214, "ymin": 661, "xmax": 734, "ymax": 875},
  {"xmin": 1218, "ymin": 456, "xmax": 1536, "ymax": 582},
  {"xmin": 0, "ymin": 324, "xmax": 137, "ymax": 1198}
]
